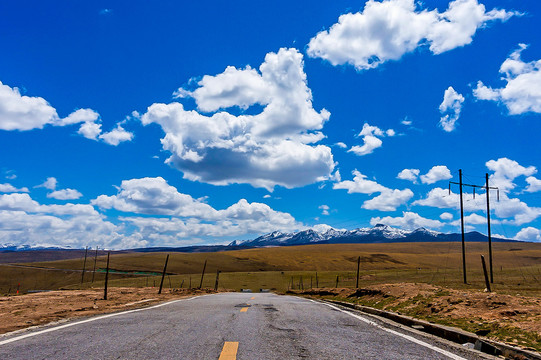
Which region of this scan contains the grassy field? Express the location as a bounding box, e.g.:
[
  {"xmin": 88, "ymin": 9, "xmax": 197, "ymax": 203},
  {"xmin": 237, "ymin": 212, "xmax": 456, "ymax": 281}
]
[{"xmin": 2, "ymin": 241, "xmax": 539, "ymax": 295}]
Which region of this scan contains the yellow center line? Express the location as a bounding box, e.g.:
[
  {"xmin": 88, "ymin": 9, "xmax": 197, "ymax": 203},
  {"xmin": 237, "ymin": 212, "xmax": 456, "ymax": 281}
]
[
  {"xmin": 250, "ymin": 296, "xmax": 255, "ymax": 300},
  {"xmin": 219, "ymin": 341, "xmax": 238, "ymax": 360},
  {"xmin": 240, "ymin": 307, "xmax": 248, "ymax": 312}
]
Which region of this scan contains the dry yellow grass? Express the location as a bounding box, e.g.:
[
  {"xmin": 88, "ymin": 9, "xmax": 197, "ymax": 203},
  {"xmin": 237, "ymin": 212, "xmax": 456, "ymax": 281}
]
[{"xmin": 3, "ymin": 241, "xmax": 538, "ymax": 295}]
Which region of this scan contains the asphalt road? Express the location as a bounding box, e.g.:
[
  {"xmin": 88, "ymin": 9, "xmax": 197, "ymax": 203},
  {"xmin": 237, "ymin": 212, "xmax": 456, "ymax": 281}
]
[{"xmin": 0, "ymin": 293, "xmax": 492, "ymax": 359}]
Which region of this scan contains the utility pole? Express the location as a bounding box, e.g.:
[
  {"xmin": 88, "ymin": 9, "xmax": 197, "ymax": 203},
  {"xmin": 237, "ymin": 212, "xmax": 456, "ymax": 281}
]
[
  {"xmin": 459, "ymin": 169, "xmax": 467, "ymax": 284},
  {"xmin": 450, "ymin": 171, "xmax": 499, "ymax": 286},
  {"xmin": 486, "ymin": 173, "xmax": 493, "ymax": 283}
]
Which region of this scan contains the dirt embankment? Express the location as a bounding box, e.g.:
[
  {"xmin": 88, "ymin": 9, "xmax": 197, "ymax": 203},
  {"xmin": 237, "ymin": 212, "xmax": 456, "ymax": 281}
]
[
  {"xmin": 0, "ymin": 287, "xmax": 215, "ymax": 335},
  {"xmin": 293, "ymin": 283, "xmax": 541, "ymax": 351}
]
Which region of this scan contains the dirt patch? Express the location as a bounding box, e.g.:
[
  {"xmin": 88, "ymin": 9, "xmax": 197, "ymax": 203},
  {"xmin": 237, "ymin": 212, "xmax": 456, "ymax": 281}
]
[
  {"xmin": 294, "ymin": 283, "xmax": 541, "ymax": 351},
  {"xmin": 0, "ymin": 287, "xmax": 216, "ymax": 335}
]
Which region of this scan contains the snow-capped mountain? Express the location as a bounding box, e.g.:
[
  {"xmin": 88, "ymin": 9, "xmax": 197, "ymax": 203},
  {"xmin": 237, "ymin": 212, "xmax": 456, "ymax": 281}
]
[
  {"xmin": 0, "ymin": 243, "xmax": 72, "ymax": 252},
  {"xmin": 229, "ymin": 224, "xmax": 508, "ymax": 248}
]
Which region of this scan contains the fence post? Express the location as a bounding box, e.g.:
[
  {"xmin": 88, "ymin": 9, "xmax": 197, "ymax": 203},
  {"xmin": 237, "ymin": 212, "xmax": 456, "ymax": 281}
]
[
  {"xmin": 335, "ymin": 275, "xmax": 339, "ymax": 288},
  {"xmin": 91, "ymin": 246, "xmax": 98, "ymax": 283},
  {"xmin": 103, "ymin": 252, "xmax": 110, "ymax": 300},
  {"xmin": 214, "ymin": 270, "xmax": 220, "ymax": 291},
  {"xmin": 198, "ymin": 260, "xmax": 207, "ymax": 289},
  {"xmin": 356, "ymin": 256, "xmax": 360, "ymax": 289},
  {"xmin": 315, "ymin": 272, "xmax": 318, "ymax": 288},
  {"xmin": 81, "ymin": 246, "xmax": 88, "ymax": 286},
  {"xmin": 481, "ymin": 255, "xmax": 491, "ymax": 292},
  {"xmin": 158, "ymin": 254, "xmax": 170, "ymax": 294}
]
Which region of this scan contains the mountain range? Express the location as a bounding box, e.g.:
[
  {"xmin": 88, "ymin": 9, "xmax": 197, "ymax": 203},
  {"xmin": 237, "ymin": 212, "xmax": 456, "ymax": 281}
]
[
  {"xmin": 228, "ymin": 224, "xmax": 513, "ymax": 248},
  {"xmin": 1, "ymin": 224, "xmax": 514, "ymax": 253}
]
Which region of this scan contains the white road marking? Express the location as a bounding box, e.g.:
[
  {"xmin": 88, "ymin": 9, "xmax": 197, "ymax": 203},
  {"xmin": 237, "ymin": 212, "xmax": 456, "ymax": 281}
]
[
  {"xmin": 0, "ymin": 296, "xmax": 201, "ymax": 346},
  {"xmin": 123, "ymin": 298, "xmax": 157, "ymax": 306},
  {"xmin": 308, "ymin": 300, "xmax": 467, "ymax": 360}
]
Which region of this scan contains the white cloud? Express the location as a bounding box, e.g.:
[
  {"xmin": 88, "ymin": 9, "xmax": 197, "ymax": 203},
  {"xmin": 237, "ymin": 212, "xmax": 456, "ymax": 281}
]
[
  {"xmin": 78, "ymin": 121, "xmax": 102, "ymax": 140},
  {"xmin": 0, "ymin": 192, "xmax": 129, "ymax": 249},
  {"xmin": 440, "ymin": 212, "xmax": 454, "ymax": 220},
  {"xmin": 92, "ymin": 177, "xmax": 302, "ymax": 238},
  {"xmin": 334, "ymin": 170, "xmax": 413, "ymax": 211},
  {"xmin": 263, "ymin": 194, "xmax": 271, "ymax": 199},
  {"xmin": 0, "ymin": 178, "xmax": 304, "ymax": 249},
  {"xmin": 362, "ymin": 188, "xmax": 414, "ymax": 211},
  {"xmin": 99, "ymin": 125, "xmax": 134, "ymax": 146},
  {"xmin": 141, "ymin": 48, "xmax": 334, "ymax": 190},
  {"xmin": 92, "ymin": 177, "xmax": 216, "ymax": 217},
  {"xmin": 450, "ymin": 213, "xmax": 489, "ymax": 226},
  {"xmin": 335, "ymin": 142, "xmax": 347, "ymax": 148},
  {"xmin": 319, "ymin": 204, "xmax": 330, "ymax": 215},
  {"xmin": 0, "ymin": 81, "xmax": 58, "ymax": 131},
  {"xmin": 0, "ymin": 80, "xmax": 133, "ymax": 145},
  {"xmin": 370, "ymin": 211, "xmax": 444, "ymax": 230},
  {"xmin": 413, "ymin": 186, "xmax": 541, "ymax": 226},
  {"xmin": 35, "ymin": 177, "xmax": 83, "ymax": 200},
  {"xmin": 348, "ymin": 123, "xmax": 394, "ymax": 156},
  {"xmin": 515, "ymin": 227, "xmax": 541, "ymax": 242},
  {"xmin": 0, "ymin": 183, "xmax": 29, "ymax": 193},
  {"xmin": 420, "ymin": 165, "xmax": 452, "ymax": 184},
  {"xmin": 307, "ymin": 0, "xmax": 517, "ymax": 70},
  {"xmin": 401, "ymin": 119, "xmax": 412, "ymax": 126},
  {"xmin": 439, "ymin": 86, "xmax": 464, "ymax": 132},
  {"xmin": 474, "ymin": 44, "xmax": 541, "ymax": 114},
  {"xmin": 47, "ymin": 189, "xmax": 83, "ymax": 200},
  {"xmin": 58, "ymin": 108, "xmax": 99, "ymax": 126},
  {"xmin": 525, "ymin": 177, "xmax": 541, "ymax": 193},
  {"xmin": 36, "ymin": 177, "xmax": 58, "ymax": 190},
  {"xmin": 486, "ymin": 157, "xmax": 536, "ymax": 192},
  {"xmin": 333, "ymin": 170, "xmax": 387, "ymax": 194},
  {"xmin": 397, "ymin": 168, "xmax": 420, "ymax": 183}
]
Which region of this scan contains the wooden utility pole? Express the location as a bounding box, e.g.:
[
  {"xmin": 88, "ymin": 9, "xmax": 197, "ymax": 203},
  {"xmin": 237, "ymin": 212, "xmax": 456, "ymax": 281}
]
[
  {"xmin": 198, "ymin": 260, "xmax": 207, "ymax": 289},
  {"xmin": 459, "ymin": 169, "xmax": 467, "ymax": 284},
  {"xmin": 356, "ymin": 256, "xmax": 360, "ymax": 289},
  {"xmin": 158, "ymin": 254, "xmax": 169, "ymax": 294},
  {"xmin": 81, "ymin": 246, "xmax": 88, "ymax": 285},
  {"xmin": 485, "ymin": 173, "xmax": 493, "ymax": 283},
  {"xmin": 450, "ymin": 170, "xmax": 499, "ymax": 285},
  {"xmin": 103, "ymin": 252, "xmax": 110, "ymax": 300},
  {"xmin": 91, "ymin": 246, "xmax": 98, "ymax": 283}
]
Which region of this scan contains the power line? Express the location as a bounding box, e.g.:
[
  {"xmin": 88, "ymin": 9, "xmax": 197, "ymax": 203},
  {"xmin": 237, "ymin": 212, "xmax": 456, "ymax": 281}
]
[{"xmin": 448, "ymin": 170, "xmax": 499, "ymax": 284}]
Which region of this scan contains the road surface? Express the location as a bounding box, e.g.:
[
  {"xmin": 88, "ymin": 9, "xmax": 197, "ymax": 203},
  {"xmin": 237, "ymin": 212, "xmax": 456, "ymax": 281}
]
[{"xmin": 0, "ymin": 292, "xmax": 492, "ymax": 359}]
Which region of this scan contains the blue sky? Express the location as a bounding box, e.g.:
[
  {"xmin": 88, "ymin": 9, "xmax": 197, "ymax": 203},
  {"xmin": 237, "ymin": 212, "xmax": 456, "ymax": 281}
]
[{"xmin": 1, "ymin": 0, "xmax": 540, "ymax": 249}]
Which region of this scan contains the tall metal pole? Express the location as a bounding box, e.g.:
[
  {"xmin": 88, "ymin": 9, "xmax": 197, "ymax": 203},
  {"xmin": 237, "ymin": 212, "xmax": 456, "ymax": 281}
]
[
  {"xmin": 486, "ymin": 173, "xmax": 493, "ymax": 283},
  {"xmin": 459, "ymin": 169, "xmax": 467, "ymax": 284},
  {"xmin": 81, "ymin": 246, "xmax": 88, "ymax": 285}
]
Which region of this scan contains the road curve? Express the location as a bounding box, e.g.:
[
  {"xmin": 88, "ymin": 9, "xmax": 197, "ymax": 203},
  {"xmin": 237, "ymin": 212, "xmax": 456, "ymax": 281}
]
[{"xmin": 0, "ymin": 293, "xmax": 490, "ymax": 359}]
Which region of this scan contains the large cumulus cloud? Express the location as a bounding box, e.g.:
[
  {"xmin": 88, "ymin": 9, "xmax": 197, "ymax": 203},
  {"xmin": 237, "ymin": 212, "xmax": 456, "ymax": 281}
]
[{"xmin": 141, "ymin": 48, "xmax": 334, "ymax": 190}]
